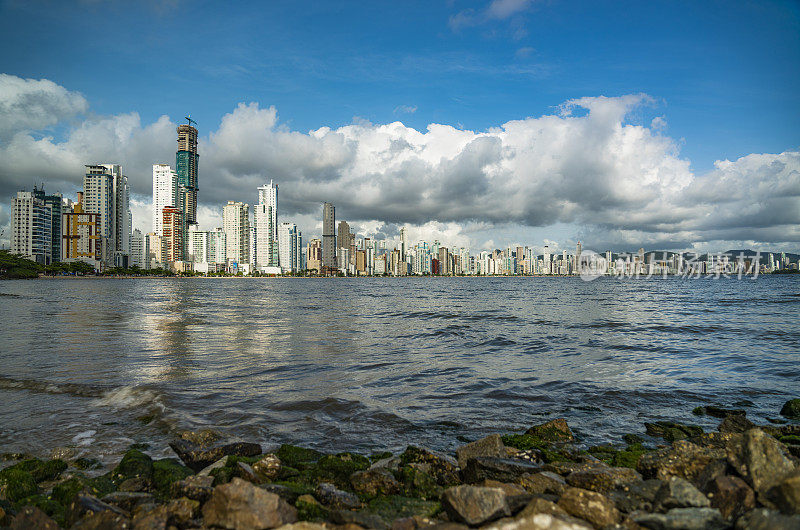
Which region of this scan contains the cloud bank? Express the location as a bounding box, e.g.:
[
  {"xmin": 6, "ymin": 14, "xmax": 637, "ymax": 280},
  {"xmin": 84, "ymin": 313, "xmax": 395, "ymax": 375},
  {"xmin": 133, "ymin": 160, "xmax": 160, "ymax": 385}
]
[{"xmin": 0, "ymin": 73, "xmax": 798, "ymax": 252}]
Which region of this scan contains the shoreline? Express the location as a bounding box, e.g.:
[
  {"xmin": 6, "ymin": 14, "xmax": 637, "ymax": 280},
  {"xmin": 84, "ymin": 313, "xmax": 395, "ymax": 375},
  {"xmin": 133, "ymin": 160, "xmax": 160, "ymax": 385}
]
[{"xmin": 1, "ymin": 402, "xmax": 798, "ymax": 528}]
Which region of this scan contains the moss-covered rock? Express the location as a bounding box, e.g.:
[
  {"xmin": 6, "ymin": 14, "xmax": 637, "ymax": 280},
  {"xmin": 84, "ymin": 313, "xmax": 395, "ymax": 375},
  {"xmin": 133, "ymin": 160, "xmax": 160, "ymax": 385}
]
[
  {"xmin": 72, "ymin": 457, "xmax": 102, "ymax": 471},
  {"xmin": 395, "ymin": 465, "xmax": 442, "ymax": 500},
  {"xmin": 13, "ymin": 494, "xmax": 65, "ymax": 526},
  {"xmin": 295, "ymin": 494, "xmax": 328, "ymax": 521},
  {"xmin": 780, "ymin": 399, "xmax": 800, "ymax": 420},
  {"xmin": 588, "ymin": 445, "xmax": 618, "ymax": 465},
  {"xmin": 0, "ymin": 458, "xmax": 67, "ymax": 484},
  {"xmin": 51, "ymin": 474, "xmax": 115, "ymax": 506},
  {"xmin": 644, "ymin": 421, "xmax": 703, "ymax": 442},
  {"xmin": 152, "ymin": 458, "xmax": 192, "ymax": 497},
  {"xmin": 612, "ymin": 443, "xmax": 648, "ymax": 469},
  {"xmin": 275, "ymin": 444, "xmax": 324, "ymax": 468},
  {"xmin": 310, "ymin": 453, "xmax": 370, "ymax": 489},
  {"xmin": 501, "ymin": 434, "xmax": 576, "ymax": 463},
  {"xmin": 0, "ymin": 468, "xmax": 38, "ymax": 502},
  {"xmin": 111, "ymin": 449, "xmax": 154, "ymax": 485},
  {"xmin": 623, "ymin": 434, "xmax": 644, "ymax": 445},
  {"xmin": 366, "ymin": 495, "xmax": 440, "ymax": 520},
  {"xmin": 525, "ymin": 418, "xmax": 575, "ymax": 442}
]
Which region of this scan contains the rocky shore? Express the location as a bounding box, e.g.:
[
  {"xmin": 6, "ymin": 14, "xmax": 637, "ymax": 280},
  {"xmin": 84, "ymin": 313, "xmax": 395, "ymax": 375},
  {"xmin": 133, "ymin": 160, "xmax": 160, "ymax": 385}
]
[{"xmin": 1, "ymin": 400, "xmax": 799, "ymax": 530}]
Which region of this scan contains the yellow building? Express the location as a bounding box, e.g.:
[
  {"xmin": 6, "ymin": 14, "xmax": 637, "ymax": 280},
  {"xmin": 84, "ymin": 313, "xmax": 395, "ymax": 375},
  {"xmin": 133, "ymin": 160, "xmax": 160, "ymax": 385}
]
[{"xmin": 62, "ymin": 192, "xmax": 101, "ymax": 269}]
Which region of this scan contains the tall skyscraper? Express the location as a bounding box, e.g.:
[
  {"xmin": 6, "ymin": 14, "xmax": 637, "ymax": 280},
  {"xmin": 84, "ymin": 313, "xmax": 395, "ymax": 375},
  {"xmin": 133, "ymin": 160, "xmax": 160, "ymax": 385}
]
[
  {"xmin": 400, "ymin": 227, "xmax": 408, "ymax": 260},
  {"xmin": 322, "ymin": 202, "xmax": 336, "ymax": 269},
  {"xmin": 11, "ymin": 189, "xmax": 52, "ymax": 265},
  {"xmin": 152, "ymin": 164, "xmax": 178, "ymax": 237},
  {"xmin": 83, "ymin": 164, "xmax": 130, "ymax": 267},
  {"xmin": 62, "ymin": 191, "xmax": 101, "ymax": 268},
  {"xmin": 130, "ymin": 229, "xmax": 144, "ymax": 268},
  {"xmin": 162, "ymin": 206, "xmax": 183, "ymax": 263},
  {"xmin": 278, "ymin": 222, "xmax": 302, "ymax": 272},
  {"xmin": 307, "ymin": 238, "xmax": 322, "ymax": 272},
  {"xmin": 255, "ymin": 180, "xmax": 279, "ymax": 269},
  {"xmin": 575, "ymin": 241, "xmax": 582, "ymax": 275},
  {"xmin": 223, "ymin": 201, "xmax": 250, "ymax": 266},
  {"xmin": 176, "ymin": 122, "xmax": 199, "ymax": 225},
  {"xmin": 337, "ymin": 221, "xmax": 351, "ymax": 249}
]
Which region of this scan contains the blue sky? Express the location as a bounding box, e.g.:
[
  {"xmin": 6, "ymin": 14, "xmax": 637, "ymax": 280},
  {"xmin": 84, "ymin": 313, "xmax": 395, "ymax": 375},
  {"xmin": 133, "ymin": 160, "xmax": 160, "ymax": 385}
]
[{"xmin": 0, "ymin": 0, "xmax": 798, "ymax": 251}]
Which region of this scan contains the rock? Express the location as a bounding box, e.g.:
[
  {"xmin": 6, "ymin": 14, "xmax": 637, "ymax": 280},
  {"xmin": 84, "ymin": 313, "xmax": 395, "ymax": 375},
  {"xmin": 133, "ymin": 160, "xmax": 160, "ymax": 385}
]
[
  {"xmin": 644, "ymin": 421, "xmax": 703, "ymax": 442},
  {"xmin": 633, "ymin": 507, "xmax": 726, "ymax": 529},
  {"xmin": 441, "ymin": 485, "xmax": 510, "ymax": 526},
  {"xmin": 695, "ymin": 406, "xmax": 747, "ymax": 419},
  {"xmin": 50, "ymin": 447, "xmax": 77, "ymax": 460},
  {"xmin": 480, "ymin": 479, "xmax": 528, "ymax": 497},
  {"xmin": 253, "ymin": 453, "xmax": 282, "ymax": 481},
  {"xmin": 102, "ymin": 491, "xmax": 156, "ymax": 513},
  {"xmin": 166, "ymin": 497, "xmax": 199, "ymax": 526},
  {"xmin": 236, "ymin": 461, "xmax": 259, "ymax": 483},
  {"xmin": 399, "ymin": 446, "xmax": 460, "ymax": 486},
  {"xmin": 170, "ymin": 474, "xmax": 214, "ymax": 502},
  {"xmin": 726, "ymin": 429, "xmax": 796, "ymax": 495},
  {"xmin": 653, "ymin": 477, "xmax": 710, "ymax": 511},
  {"xmin": 557, "ymin": 487, "xmax": 620, "ymax": 527},
  {"xmin": 151, "ymin": 458, "xmax": 192, "ymax": 495},
  {"xmin": 719, "ymin": 415, "xmax": 755, "ymax": 434},
  {"xmin": 202, "ymin": 478, "xmax": 297, "ymax": 529},
  {"xmin": 9, "ymin": 506, "xmax": 58, "ymax": 530},
  {"xmin": 71, "ymin": 510, "xmax": 132, "ymax": 529},
  {"xmin": 131, "ymin": 505, "xmax": 169, "ymax": 530},
  {"xmin": 705, "ymin": 475, "xmax": 755, "ymax": 520},
  {"xmin": 637, "ymin": 440, "xmax": 725, "ymax": 482},
  {"xmin": 525, "ymin": 419, "xmax": 574, "ymax": 443},
  {"xmin": 456, "ymin": 434, "xmax": 505, "ymax": 468},
  {"xmin": 691, "ymin": 458, "xmax": 731, "ymax": 492},
  {"xmin": 112, "ymin": 449, "xmax": 154, "ymax": 485},
  {"xmin": 518, "ymin": 472, "xmax": 567, "ymax": 495},
  {"xmin": 610, "ymin": 479, "xmax": 663, "ymax": 513},
  {"xmin": 766, "ymin": 470, "xmax": 800, "ymax": 515},
  {"xmin": 67, "ymin": 494, "xmax": 128, "ymax": 527},
  {"xmin": 484, "ymin": 513, "xmax": 593, "ymax": 530},
  {"xmin": 780, "ymin": 399, "xmax": 800, "ymax": 420},
  {"xmin": 0, "ymin": 468, "xmax": 37, "ymax": 502},
  {"xmin": 177, "ymin": 428, "xmax": 223, "ymax": 445},
  {"xmin": 330, "ymin": 509, "xmax": 388, "ymax": 529},
  {"xmin": 351, "ymin": 468, "xmax": 401, "ymax": 497},
  {"xmin": 566, "ymin": 467, "xmax": 641, "ymax": 494},
  {"xmin": 541, "ymin": 461, "xmax": 609, "ymax": 477},
  {"xmin": 517, "ymin": 497, "xmax": 569, "ymax": 518},
  {"xmin": 199, "ymin": 456, "xmax": 229, "ymax": 476},
  {"xmin": 461, "ymin": 457, "xmax": 542, "ymax": 483},
  {"xmin": 169, "ymin": 439, "xmax": 262, "ymax": 472},
  {"xmin": 734, "ymin": 508, "xmax": 800, "ymax": 529},
  {"xmin": 274, "ymin": 524, "xmax": 328, "ymax": 530},
  {"xmin": 314, "ymin": 482, "xmax": 361, "ymax": 510},
  {"xmin": 274, "ymin": 444, "xmax": 324, "ymax": 468}
]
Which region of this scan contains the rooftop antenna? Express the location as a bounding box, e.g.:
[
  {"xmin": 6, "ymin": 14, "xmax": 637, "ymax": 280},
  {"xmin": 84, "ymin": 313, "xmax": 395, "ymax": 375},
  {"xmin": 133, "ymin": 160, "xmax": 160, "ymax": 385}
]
[{"xmin": 185, "ymin": 115, "xmax": 197, "ymax": 127}]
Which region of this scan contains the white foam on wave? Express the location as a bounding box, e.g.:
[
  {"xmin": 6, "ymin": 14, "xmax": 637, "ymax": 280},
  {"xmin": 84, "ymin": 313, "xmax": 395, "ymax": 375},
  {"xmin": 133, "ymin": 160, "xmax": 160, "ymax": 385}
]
[
  {"xmin": 93, "ymin": 386, "xmax": 163, "ymax": 410},
  {"xmin": 72, "ymin": 430, "xmax": 96, "ymax": 446}
]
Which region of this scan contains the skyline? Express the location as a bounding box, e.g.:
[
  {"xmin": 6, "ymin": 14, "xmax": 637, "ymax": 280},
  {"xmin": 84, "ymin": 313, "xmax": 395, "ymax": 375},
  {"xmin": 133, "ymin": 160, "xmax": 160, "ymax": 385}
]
[{"xmin": 0, "ymin": 1, "xmax": 798, "ymax": 253}]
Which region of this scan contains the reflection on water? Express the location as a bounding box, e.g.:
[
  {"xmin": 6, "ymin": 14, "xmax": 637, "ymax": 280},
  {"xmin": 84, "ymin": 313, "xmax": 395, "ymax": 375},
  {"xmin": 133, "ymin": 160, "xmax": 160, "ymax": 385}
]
[{"xmin": 0, "ymin": 276, "xmax": 798, "ymax": 461}]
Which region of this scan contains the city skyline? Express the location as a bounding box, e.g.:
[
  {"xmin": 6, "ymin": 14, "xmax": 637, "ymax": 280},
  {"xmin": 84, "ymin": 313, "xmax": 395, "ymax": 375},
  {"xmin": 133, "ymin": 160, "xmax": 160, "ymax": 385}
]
[{"xmin": 0, "ymin": 2, "xmax": 798, "ymax": 254}]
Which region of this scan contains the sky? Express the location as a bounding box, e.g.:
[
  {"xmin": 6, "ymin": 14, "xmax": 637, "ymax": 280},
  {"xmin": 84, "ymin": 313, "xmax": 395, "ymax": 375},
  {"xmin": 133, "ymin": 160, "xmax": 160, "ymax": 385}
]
[{"xmin": 0, "ymin": 0, "xmax": 798, "ymax": 253}]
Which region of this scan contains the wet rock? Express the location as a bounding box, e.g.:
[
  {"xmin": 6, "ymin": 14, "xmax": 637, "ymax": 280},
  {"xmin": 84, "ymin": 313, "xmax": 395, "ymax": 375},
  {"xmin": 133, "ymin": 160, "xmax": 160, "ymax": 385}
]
[
  {"xmin": 313, "ymin": 452, "xmax": 371, "ymax": 489},
  {"xmin": 719, "ymin": 415, "xmax": 755, "ymax": 434},
  {"xmin": 51, "ymin": 474, "xmax": 115, "ymax": 506},
  {"xmin": 400, "ymin": 446, "xmax": 460, "ymax": 486},
  {"xmin": 633, "ymin": 507, "xmax": 726, "ymax": 530},
  {"xmin": 705, "ymin": 475, "xmax": 755, "ymax": 520},
  {"xmin": 480, "ymin": 479, "xmax": 528, "ymax": 497},
  {"xmin": 314, "ymin": 482, "xmax": 361, "ymax": 510},
  {"xmin": 170, "ymin": 474, "xmax": 214, "ymax": 502},
  {"xmin": 780, "ymin": 399, "xmax": 800, "ymax": 420},
  {"xmin": 644, "ymin": 421, "xmax": 703, "ymax": 442},
  {"xmin": 518, "ymin": 497, "xmax": 570, "ymax": 519},
  {"xmin": 236, "ymin": 461, "xmax": 259, "ymax": 482},
  {"xmin": 253, "ymin": 453, "xmax": 282, "ymax": 481},
  {"xmin": 151, "ymin": 458, "xmax": 192, "ymax": 495},
  {"xmin": 517, "ymin": 471, "xmax": 567, "ymax": 495},
  {"xmin": 131, "ymin": 504, "xmax": 168, "ymax": 530},
  {"xmin": 610, "ymin": 478, "xmax": 663, "ymax": 513},
  {"xmin": 441, "ymin": 485, "xmax": 510, "ymax": 526},
  {"xmin": 169, "ymin": 439, "xmax": 262, "ymax": 472},
  {"xmin": 541, "ymin": 461, "xmax": 609, "ymax": 477},
  {"xmin": 351, "ymin": 468, "xmax": 401, "ymax": 497},
  {"xmin": 397, "ymin": 464, "xmax": 443, "ymax": 500},
  {"xmin": 525, "ymin": 419, "xmax": 575, "ymax": 443},
  {"xmin": 456, "ymin": 434, "xmax": 505, "ymax": 468},
  {"xmin": 112, "ymin": 449, "xmax": 154, "ymax": 486},
  {"xmin": 71, "ymin": 509, "xmax": 132, "ymax": 529},
  {"xmin": 9, "ymin": 506, "xmax": 58, "ymax": 530},
  {"xmin": 165, "ymin": 497, "xmax": 199, "ymax": 526},
  {"xmin": 370, "ymin": 455, "xmax": 402, "ymax": 472},
  {"xmin": 199, "ymin": 456, "xmax": 229, "ymax": 476},
  {"xmin": 653, "ymin": 477, "xmax": 710, "ymax": 511},
  {"xmin": 566, "ymin": 467, "xmax": 641, "ymax": 494},
  {"xmin": 766, "ymin": 470, "xmax": 800, "ymax": 515},
  {"xmin": 637, "ymin": 440, "xmax": 725, "ymax": 482},
  {"xmin": 102, "ymin": 491, "xmax": 156, "ymax": 513},
  {"xmin": 694, "ymin": 406, "xmax": 747, "ymax": 419},
  {"xmin": 177, "ymin": 428, "xmax": 223, "ymax": 445},
  {"xmin": 202, "ymin": 477, "xmax": 297, "ymax": 529},
  {"xmin": 0, "ymin": 468, "xmax": 37, "ymax": 502},
  {"xmin": 461, "ymin": 457, "xmax": 542, "ymax": 483},
  {"xmin": 295, "ymin": 493, "xmax": 327, "ymax": 521},
  {"xmin": 691, "ymin": 458, "xmax": 731, "ymax": 492},
  {"xmin": 274, "ymin": 444, "xmax": 324, "ymax": 468},
  {"xmin": 726, "ymin": 429, "xmax": 796, "ymax": 495},
  {"xmin": 734, "ymin": 508, "xmax": 800, "ymax": 529},
  {"xmin": 67, "ymin": 494, "xmax": 127, "ymax": 527},
  {"xmin": 557, "ymin": 487, "xmax": 620, "ymax": 528},
  {"xmin": 331, "ymin": 509, "xmax": 388, "ymax": 530}
]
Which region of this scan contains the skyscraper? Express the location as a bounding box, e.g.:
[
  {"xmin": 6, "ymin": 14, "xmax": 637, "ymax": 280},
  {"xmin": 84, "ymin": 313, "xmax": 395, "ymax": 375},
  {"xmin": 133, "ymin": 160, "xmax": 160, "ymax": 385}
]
[
  {"xmin": 322, "ymin": 202, "xmax": 336, "ymax": 269},
  {"xmin": 176, "ymin": 122, "xmax": 199, "ymax": 225},
  {"xmin": 83, "ymin": 164, "xmax": 130, "ymax": 267},
  {"xmin": 11, "ymin": 189, "xmax": 52, "ymax": 265},
  {"xmin": 337, "ymin": 221, "xmax": 351, "ymax": 250},
  {"xmin": 162, "ymin": 206, "xmax": 183, "ymax": 263},
  {"xmin": 152, "ymin": 164, "xmax": 178, "ymax": 237},
  {"xmin": 223, "ymin": 201, "xmax": 250, "ymax": 266},
  {"xmin": 62, "ymin": 192, "xmax": 100, "ymax": 268},
  {"xmin": 255, "ymin": 180, "xmax": 279, "ymax": 269},
  {"xmin": 278, "ymin": 222, "xmax": 302, "ymax": 273}
]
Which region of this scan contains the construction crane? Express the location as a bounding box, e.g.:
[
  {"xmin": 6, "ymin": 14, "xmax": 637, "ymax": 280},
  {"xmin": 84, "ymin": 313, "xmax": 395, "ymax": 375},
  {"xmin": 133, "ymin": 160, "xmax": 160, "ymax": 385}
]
[{"xmin": 185, "ymin": 115, "xmax": 197, "ymax": 127}]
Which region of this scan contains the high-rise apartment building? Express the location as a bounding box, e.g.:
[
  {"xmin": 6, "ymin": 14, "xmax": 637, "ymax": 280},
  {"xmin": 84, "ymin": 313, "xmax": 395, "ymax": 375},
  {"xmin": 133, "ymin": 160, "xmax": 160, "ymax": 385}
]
[
  {"xmin": 255, "ymin": 180, "xmax": 279, "ymax": 269},
  {"xmin": 307, "ymin": 238, "xmax": 322, "ymax": 272},
  {"xmin": 210, "ymin": 228, "xmax": 227, "ymax": 265},
  {"xmin": 322, "ymin": 202, "xmax": 336, "ymax": 270},
  {"xmin": 176, "ymin": 123, "xmax": 199, "ymax": 225},
  {"xmin": 278, "ymin": 222, "xmax": 302, "ymax": 272},
  {"xmin": 11, "ymin": 189, "xmax": 52, "ymax": 265},
  {"xmin": 337, "ymin": 221, "xmax": 351, "ymax": 250},
  {"xmin": 83, "ymin": 164, "xmax": 130, "ymax": 267},
  {"xmin": 62, "ymin": 192, "xmax": 101, "ymax": 268},
  {"xmin": 146, "ymin": 232, "xmax": 163, "ymax": 269},
  {"xmin": 188, "ymin": 224, "xmax": 209, "ymax": 264},
  {"xmin": 130, "ymin": 229, "xmax": 144, "ymax": 268},
  {"xmin": 223, "ymin": 201, "xmax": 250, "ymax": 266},
  {"xmin": 162, "ymin": 206, "xmax": 183, "ymax": 263},
  {"xmin": 152, "ymin": 164, "xmax": 178, "ymax": 237}
]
